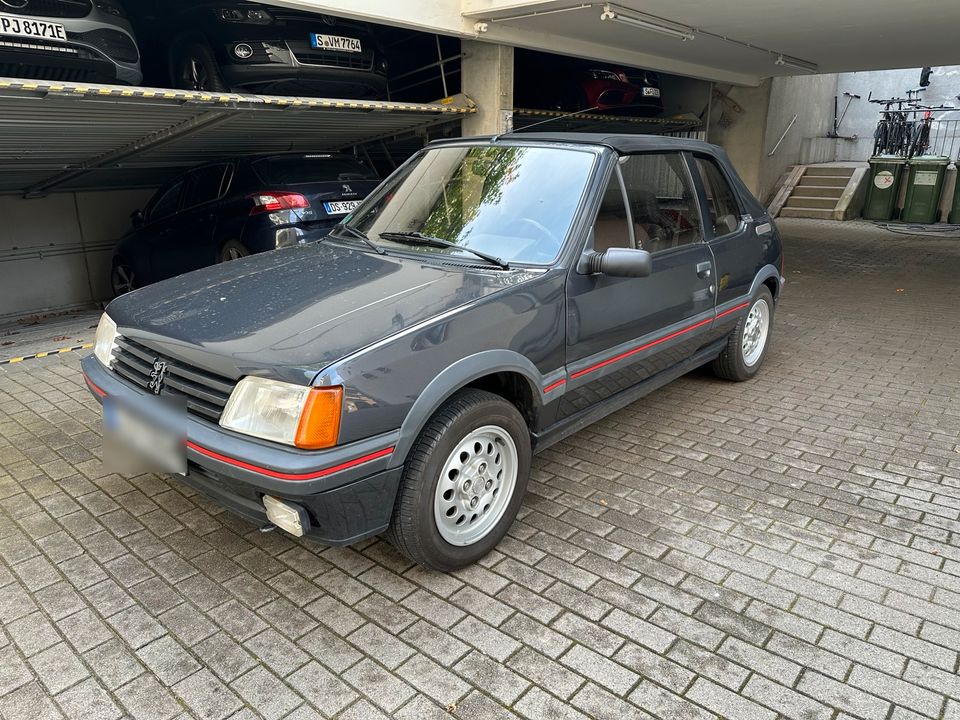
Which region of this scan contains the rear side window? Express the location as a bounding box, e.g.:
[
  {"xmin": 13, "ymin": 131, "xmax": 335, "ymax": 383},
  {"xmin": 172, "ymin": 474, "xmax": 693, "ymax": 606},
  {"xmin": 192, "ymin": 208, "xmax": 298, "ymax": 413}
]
[
  {"xmin": 148, "ymin": 181, "xmax": 183, "ymax": 222},
  {"xmin": 618, "ymin": 153, "xmax": 702, "ymax": 253},
  {"xmin": 694, "ymin": 157, "xmax": 741, "ymax": 237},
  {"xmin": 253, "ymin": 155, "xmax": 377, "ymax": 185},
  {"xmin": 184, "ymin": 164, "xmax": 230, "ymax": 209}
]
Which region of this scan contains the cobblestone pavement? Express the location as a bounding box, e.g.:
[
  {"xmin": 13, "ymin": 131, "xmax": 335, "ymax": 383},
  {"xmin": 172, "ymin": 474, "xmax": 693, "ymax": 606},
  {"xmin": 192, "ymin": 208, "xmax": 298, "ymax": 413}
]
[{"xmin": 1, "ymin": 218, "xmax": 959, "ymax": 720}]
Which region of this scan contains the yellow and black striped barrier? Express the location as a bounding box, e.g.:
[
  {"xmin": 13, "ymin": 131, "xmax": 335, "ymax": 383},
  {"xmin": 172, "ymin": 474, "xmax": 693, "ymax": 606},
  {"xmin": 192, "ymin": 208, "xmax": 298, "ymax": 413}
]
[
  {"xmin": 0, "ymin": 78, "xmax": 476, "ymax": 114},
  {"xmin": 0, "ymin": 343, "xmax": 93, "ymax": 366}
]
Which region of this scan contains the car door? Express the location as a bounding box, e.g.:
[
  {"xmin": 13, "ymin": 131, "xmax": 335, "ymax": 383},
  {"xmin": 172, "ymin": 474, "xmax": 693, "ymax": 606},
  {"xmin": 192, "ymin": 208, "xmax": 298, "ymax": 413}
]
[
  {"xmin": 691, "ymin": 154, "xmax": 759, "ymax": 307},
  {"xmin": 150, "ymin": 164, "xmax": 230, "ymax": 280},
  {"xmin": 140, "ymin": 180, "xmax": 184, "ymax": 284},
  {"xmin": 561, "ymin": 152, "xmax": 715, "ymax": 418}
]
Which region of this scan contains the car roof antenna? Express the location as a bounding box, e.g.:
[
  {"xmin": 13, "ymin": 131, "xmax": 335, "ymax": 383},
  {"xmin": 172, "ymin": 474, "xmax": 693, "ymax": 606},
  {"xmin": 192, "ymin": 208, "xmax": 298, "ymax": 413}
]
[{"xmin": 492, "ymin": 106, "xmax": 600, "ymax": 142}]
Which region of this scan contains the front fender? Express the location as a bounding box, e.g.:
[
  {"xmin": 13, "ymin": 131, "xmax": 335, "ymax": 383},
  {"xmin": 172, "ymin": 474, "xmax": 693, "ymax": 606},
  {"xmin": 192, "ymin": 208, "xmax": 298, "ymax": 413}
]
[{"xmin": 387, "ymin": 349, "xmax": 548, "ymax": 468}]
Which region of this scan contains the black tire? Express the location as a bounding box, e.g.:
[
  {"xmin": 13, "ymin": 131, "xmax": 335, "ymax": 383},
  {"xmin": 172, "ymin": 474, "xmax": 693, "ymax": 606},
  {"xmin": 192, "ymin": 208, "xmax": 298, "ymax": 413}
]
[
  {"xmin": 385, "ymin": 389, "xmax": 531, "ymax": 571},
  {"xmin": 174, "ymin": 39, "xmax": 227, "ymax": 92},
  {"xmin": 711, "ymin": 287, "xmax": 774, "ymax": 382},
  {"xmin": 110, "ymin": 260, "xmax": 137, "ymax": 296},
  {"xmin": 219, "ymin": 240, "xmax": 249, "ymax": 263}
]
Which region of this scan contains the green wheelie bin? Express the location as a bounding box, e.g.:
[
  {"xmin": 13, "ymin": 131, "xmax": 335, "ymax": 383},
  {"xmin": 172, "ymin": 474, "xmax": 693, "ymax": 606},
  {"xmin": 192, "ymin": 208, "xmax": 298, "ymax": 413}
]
[
  {"xmin": 948, "ymin": 166, "xmax": 960, "ymax": 224},
  {"xmin": 901, "ymin": 155, "xmax": 950, "ymax": 224},
  {"xmin": 863, "ymin": 156, "xmax": 906, "ymax": 220}
]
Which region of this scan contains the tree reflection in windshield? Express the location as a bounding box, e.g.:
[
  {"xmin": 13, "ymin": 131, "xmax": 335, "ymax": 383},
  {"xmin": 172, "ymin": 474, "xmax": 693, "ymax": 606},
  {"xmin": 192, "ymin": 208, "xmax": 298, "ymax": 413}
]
[{"xmin": 347, "ymin": 145, "xmax": 597, "ymax": 265}]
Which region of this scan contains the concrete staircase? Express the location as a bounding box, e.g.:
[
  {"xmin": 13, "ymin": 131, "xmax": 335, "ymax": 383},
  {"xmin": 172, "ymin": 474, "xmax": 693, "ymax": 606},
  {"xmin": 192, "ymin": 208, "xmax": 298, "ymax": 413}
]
[{"xmin": 768, "ymin": 164, "xmax": 868, "ymax": 220}]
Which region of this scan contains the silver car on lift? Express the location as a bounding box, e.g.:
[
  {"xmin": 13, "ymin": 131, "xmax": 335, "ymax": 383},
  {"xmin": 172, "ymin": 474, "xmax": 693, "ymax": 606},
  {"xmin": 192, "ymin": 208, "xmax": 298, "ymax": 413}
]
[{"xmin": 0, "ymin": 0, "xmax": 142, "ymax": 84}]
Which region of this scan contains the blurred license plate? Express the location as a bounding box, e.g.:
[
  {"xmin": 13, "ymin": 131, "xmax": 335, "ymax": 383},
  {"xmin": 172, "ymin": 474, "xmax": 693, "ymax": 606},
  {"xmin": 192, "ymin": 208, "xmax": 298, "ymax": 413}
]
[
  {"xmin": 310, "ymin": 33, "xmax": 362, "ymax": 52},
  {"xmin": 103, "ymin": 397, "xmax": 186, "ymax": 476},
  {"xmin": 0, "ymin": 13, "xmax": 66, "ymax": 41},
  {"xmin": 642, "ymin": 87, "xmax": 661, "ymax": 97},
  {"xmin": 324, "ymin": 200, "xmax": 361, "ymax": 215}
]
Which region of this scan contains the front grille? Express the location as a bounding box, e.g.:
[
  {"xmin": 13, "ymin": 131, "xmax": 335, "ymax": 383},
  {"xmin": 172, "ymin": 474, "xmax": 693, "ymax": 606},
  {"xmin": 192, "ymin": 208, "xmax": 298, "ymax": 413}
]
[
  {"xmin": 7, "ymin": 0, "xmax": 91, "ymax": 18},
  {"xmin": 70, "ymin": 28, "xmax": 138, "ymax": 62},
  {"xmin": 112, "ymin": 336, "xmax": 235, "ymax": 423},
  {"xmin": 288, "ymin": 41, "xmax": 374, "ymax": 71}
]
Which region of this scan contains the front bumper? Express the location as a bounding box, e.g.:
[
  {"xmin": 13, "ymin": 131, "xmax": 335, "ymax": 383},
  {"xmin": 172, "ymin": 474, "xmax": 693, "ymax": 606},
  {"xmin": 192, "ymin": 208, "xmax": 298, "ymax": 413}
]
[
  {"xmin": 81, "ymin": 354, "xmax": 402, "ymax": 545},
  {"xmin": 221, "ymin": 61, "xmax": 386, "ymax": 98},
  {"xmin": 0, "ymin": 45, "xmax": 137, "ymax": 84}
]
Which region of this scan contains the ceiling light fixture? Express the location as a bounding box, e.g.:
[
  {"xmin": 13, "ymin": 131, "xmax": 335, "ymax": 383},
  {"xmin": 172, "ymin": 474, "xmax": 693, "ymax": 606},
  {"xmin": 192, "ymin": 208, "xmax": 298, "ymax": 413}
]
[
  {"xmin": 600, "ymin": 4, "xmax": 695, "ymax": 42},
  {"xmin": 774, "ymin": 53, "xmax": 819, "ymax": 74}
]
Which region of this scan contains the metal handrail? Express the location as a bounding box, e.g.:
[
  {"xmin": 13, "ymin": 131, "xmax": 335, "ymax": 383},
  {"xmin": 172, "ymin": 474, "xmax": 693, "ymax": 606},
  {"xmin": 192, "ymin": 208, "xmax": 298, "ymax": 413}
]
[{"xmin": 767, "ymin": 114, "xmax": 798, "ymax": 157}]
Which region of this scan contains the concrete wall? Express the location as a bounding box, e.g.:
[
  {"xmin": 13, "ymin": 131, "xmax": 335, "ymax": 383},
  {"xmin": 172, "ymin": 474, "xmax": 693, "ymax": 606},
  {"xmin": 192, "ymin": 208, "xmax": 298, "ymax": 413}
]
[
  {"xmin": 709, "ymin": 73, "xmax": 838, "ymax": 202},
  {"xmin": 0, "ymin": 190, "xmax": 152, "ymax": 321},
  {"xmin": 834, "ymin": 66, "xmax": 960, "ymax": 162}
]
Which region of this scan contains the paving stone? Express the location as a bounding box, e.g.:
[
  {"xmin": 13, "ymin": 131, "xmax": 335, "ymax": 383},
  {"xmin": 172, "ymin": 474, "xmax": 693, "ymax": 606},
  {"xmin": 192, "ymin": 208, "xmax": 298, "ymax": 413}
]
[
  {"xmin": 172, "ymin": 669, "xmax": 244, "ymax": 720},
  {"xmin": 231, "ymin": 666, "xmax": 302, "ymax": 720},
  {"xmin": 6, "ymin": 611, "xmax": 61, "ymax": 656},
  {"xmin": 343, "ymin": 658, "xmax": 415, "ymax": 714},
  {"xmin": 453, "ymin": 651, "xmax": 530, "ymax": 705},
  {"xmin": 83, "ymin": 638, "xmax": 144, "ymax": 690},
  {"xmin": 54, "ymin": 678, "xmax": 121, "ymax": 720},
  {"xmin": 0, "ymin": 681, "xmax": 64, "ymax": 720},
  {"xmin": 28, "ymin": 642, "xmax": 88, "ymax": 695},
  {"xmin": 4, "ymin": 220, "xmax": 960, "ymax": 720},
  {"xmin": 136, "ymin": 635, "xmax": 201, "ymax": 686},
  {"xmin": 287, "ymin": 661, "xmax": 357, "ymax": 717}
]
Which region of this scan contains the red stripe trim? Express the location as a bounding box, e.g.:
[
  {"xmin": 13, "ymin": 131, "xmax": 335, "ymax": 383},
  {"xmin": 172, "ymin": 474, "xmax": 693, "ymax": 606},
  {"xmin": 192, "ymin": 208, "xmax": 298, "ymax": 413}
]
[
  {"xmin": 83, "ymin": 372, "xmax": 106, "ymax": 397},
  {"xmin": 186, "ymin": 441, "xmax": 394, "ymax": 481},
  {"xmin": 570, "ymin": 316, "xmax": 713, "ymax": 380},
  {"xmin": 717, "ymin": 301, "xmax": 751, "ymax": 319},
  {"xmin": 543, "ymin": 378, "xmax": 566, "ymax": 393}
]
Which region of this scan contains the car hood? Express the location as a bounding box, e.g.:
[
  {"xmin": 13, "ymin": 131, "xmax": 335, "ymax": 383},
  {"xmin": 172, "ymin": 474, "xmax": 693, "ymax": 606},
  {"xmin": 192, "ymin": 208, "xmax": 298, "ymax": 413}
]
[{"xmin": 107, "ymin": 242, "xmax": 536, "ymax": 383}]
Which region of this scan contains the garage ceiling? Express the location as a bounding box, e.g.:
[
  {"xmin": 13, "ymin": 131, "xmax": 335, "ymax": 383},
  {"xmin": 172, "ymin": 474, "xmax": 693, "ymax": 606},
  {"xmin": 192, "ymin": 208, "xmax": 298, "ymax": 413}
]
[
  {"xmin": 0, "ymin": 79, "xmax": 473, "ymax": 195},
  {"xmin": 272, "ymin": 0, "xmax": 960, "ymax": 85}
]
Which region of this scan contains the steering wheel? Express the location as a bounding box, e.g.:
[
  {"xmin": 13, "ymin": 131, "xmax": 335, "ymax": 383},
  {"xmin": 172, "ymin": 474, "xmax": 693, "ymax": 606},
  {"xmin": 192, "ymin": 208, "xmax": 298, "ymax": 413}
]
[{"xmin": 504, "ymin": 217, "xmax": 560, "ymax": 261}]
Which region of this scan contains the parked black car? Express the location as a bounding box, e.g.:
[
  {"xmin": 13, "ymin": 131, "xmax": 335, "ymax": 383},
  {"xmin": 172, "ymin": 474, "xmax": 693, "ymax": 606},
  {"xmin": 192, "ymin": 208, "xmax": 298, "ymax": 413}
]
[
  {"xmin": 135, "ymin": 1, "xmax": 387, "ymax": 97},
  {"xmin": 84, "ymin": 133, "xmax": 783, "ymax": 571},
  {"xmin": 0, "ymin": 0, "xmax": 142, "ymax": 84},
  {"xmin": 110, "ymin": 152, "xmax": 379, "ymax": 295}
]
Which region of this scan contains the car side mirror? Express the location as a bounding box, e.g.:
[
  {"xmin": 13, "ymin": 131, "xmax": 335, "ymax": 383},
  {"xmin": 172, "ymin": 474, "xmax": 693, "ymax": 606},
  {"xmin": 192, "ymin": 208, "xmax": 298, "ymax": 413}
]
[
  {"xmin": 584, "ymin": 248, "xmax": 652, "ymax": 278},
  {"xmin": 130, "ymin": 209, "xmax": 145, "ymax": 228}
]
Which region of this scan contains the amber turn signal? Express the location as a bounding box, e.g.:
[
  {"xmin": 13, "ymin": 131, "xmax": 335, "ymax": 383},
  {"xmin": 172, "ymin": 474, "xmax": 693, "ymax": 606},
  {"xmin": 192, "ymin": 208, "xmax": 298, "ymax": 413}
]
[{"xmin": 294, "ymin": 387, "xmax": 343, "ymax": 450}]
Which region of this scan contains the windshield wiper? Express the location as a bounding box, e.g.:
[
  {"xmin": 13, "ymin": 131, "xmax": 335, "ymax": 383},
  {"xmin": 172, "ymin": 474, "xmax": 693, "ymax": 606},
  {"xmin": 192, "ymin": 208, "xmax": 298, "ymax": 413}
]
[
  {"xmin": 329, "ymin": 224, "xmax": 386, "ymax": 255},
  {"xmin": 379, "ymin": 231, "xmax": 510, "ymax": 270}
]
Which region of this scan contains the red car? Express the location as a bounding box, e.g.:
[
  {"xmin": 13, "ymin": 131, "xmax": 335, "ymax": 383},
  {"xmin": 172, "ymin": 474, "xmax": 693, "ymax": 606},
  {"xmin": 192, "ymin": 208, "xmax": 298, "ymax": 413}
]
[
  {"xmin": 579, "ymin": 68, "xmax": 662, "ymax": 115},
  {"xmin": 516, "ymin": 51, "xmax": 663, "ymax": 117}
]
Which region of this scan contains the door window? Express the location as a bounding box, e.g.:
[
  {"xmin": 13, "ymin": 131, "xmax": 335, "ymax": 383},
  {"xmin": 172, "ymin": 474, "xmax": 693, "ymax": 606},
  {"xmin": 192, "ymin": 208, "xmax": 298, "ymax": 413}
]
[
  {"xmin": 148, "ymin": 181, "xmax": 183, "ymax": 222},
  {"xmin": 183, "ymin": 164, "xmax": 230, "ymax": 210},
  {"xmin": 618, "ymin": 153, "xmax": 702, "ymax": 253},
  {"xmin": 591, "ymin": 169, "xmax": 632, "ymax": 252},
  {"xmin": 694, "ymin": 157, "xmax": 741, "ymax": 237}
]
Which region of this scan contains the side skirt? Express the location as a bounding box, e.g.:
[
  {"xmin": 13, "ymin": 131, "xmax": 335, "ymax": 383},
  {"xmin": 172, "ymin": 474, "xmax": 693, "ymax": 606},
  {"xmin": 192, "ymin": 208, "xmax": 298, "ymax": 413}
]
[{"xmin": 531, "ymin": 339, "xmax": 726, "ymax": 453}]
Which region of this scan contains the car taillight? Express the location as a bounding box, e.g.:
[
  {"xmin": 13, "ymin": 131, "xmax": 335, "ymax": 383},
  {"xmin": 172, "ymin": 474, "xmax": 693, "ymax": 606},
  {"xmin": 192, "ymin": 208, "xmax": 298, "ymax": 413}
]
[{"xmin": 248, "ymin": 192, "xmax": 310, "ymax": 215}]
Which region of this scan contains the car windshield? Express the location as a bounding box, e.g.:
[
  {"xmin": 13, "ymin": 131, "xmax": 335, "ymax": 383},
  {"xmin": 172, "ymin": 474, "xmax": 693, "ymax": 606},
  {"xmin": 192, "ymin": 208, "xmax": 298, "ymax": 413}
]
[
  {"xmin": 343, "ymin": 144, "xmax": 597, "ymax": 265},
  {"xmin": 253, "ymin": 155, "xmax": 377, "ymax": 184}
]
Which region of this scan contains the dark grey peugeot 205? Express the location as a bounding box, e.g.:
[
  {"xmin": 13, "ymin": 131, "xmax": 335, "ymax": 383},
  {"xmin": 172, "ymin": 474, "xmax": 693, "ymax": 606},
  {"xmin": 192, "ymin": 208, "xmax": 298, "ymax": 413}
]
[{"xmin": 82, "ymin": 133, "xmax": 783, "ymax": 571}]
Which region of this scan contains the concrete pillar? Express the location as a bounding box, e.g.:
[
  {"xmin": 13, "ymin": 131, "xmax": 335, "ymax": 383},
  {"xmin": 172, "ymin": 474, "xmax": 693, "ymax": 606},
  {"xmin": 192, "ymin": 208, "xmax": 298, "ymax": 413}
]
[{"xmin": 461, "ymin": 40, "xmax": 513, "ymax": 137}]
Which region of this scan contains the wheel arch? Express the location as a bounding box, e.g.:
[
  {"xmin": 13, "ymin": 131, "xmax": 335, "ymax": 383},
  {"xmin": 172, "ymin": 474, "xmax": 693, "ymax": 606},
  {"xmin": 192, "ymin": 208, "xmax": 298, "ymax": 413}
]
[
  {"xmin": 388, "ymin": 350, "xmax": 546, "ymax": 469},
  {"xmin": 750, "ymin": 263, "xmax": 783, "ymax": 302}
]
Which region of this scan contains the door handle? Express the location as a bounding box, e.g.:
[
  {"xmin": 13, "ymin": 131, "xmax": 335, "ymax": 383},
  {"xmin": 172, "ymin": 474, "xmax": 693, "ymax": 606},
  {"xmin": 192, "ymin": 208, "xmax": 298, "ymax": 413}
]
[{"xmin": 696, "ymin": 261, "xmax": 712, "ymax": 279}]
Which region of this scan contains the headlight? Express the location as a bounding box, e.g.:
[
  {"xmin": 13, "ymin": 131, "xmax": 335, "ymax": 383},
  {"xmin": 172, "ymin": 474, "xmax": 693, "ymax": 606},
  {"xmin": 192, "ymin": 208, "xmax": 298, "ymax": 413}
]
[
  {"xmin": 93, "ymin": 313, "xmax": 118, "ymax": 368},
  {"xmin": 215, "ymin": 7, "xmax": 274, "ymax": 24},
  {"xmin": 220, "ymin": 377, "xmax": 342, "ymax": 450},
  {"xmin": 94, "ymin": 0, "xmax": 126, "ymax": 17}
]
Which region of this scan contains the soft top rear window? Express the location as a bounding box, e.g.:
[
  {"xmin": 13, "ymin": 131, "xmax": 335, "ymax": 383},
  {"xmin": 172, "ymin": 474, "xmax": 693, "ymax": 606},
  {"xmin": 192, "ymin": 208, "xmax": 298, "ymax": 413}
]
[{"xmin": 252, "ymin": 155, "xmax": 377, "ymax": 185}]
